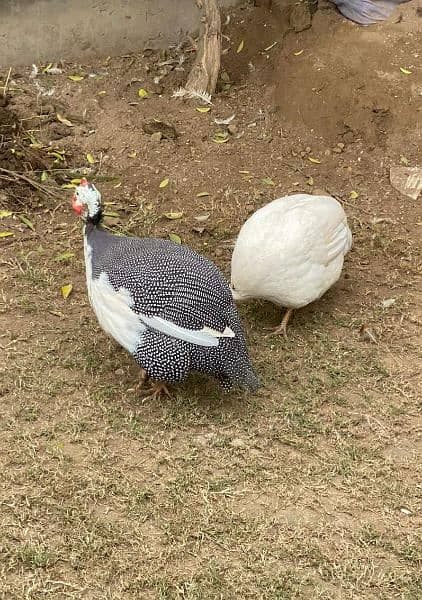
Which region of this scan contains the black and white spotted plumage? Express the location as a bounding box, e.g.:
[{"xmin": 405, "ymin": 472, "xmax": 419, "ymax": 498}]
[{"xmin": 82, "ymin": 215, "xmax": 259, "ymax": 392}]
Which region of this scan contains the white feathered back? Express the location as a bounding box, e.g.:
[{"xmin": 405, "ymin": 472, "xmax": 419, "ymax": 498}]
[{"xmin": 231, "ymin": 194, "xmax": 352, "ymax": 309}]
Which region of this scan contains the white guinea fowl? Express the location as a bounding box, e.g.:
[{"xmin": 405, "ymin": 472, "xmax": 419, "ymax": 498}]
[{"xmin": 230, "ymin": 193, "xmax": 352, "ymax": 336}]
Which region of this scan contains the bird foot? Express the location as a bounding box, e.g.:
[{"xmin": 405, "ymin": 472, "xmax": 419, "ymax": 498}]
[
  {"xmin": 264, "ymin": 308, "xmax": 294, "ymax": 339},
  {"xmin": 265, "ymin": 322, "xmax": 289, "ymax": 339},
  {"xmin": 140, "ymin": 381, "xmax": 173, "ymax": 403}
]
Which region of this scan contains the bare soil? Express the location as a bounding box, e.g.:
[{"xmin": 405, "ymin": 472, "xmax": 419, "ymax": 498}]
[{"xmin": 1, "ymin": 2, "xmax": 421, "ymax": 598}]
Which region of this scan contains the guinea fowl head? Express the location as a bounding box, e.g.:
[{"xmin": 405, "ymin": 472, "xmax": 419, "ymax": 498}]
[{"xmin": 71, "ymin": 178, "xmax": 102, "ymax": 223}]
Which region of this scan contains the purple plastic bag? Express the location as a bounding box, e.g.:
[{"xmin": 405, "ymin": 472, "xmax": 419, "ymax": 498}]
[{"xmin": 333, "ymin": 0, "xmax": 408, "ymax": 25}]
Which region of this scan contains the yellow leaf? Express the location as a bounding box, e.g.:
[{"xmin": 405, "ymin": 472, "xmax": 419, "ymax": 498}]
[
  {"xmin": 261, "ymin": 176, "xmax": 275, "ymax": 186},
  {"xmin": 98, "ymin": 90, "xmax": 107, "ymax": 96},
  {"xmin": 159, "ymin": 178, "xmax": 170, "ymax": 188},
  {"xmin": 196, "ymin": 192, "xmax": 210, "ymax": 197},
  {"xmin": 308, "ymin": 157, "xmax": 321, "ymax": 164},
  {"xmin": 294, "ymin": 50, "xmax": 304, "ymax": 56},
  {"xmin": 138, "ymin": 88, "xmax": 149, "ymax": 98},
  {"xmin": 40, "ymin": 171, "xmax": 49, "ymax": 182},
  {"xmin": 86, "ymin": 153, "xmax": 96, "ymax": 165},
  {"xmin": 61, "ymin": 284, "xmax": 73, "ymax": 299},
  {"xmin": 128, "ymin": 151, "xmax": 137, "ymax": 158},
  {"xmin": 68, "ymin": 75, "xmax": 84, "ymax": 81},
  {"xmin": 43, "ymin": 63, "xmax": 53, "ymax": 73},
  {"xmin": 169, "ymin": 233, "xmax": 182, "ymax": 244},
  {"xmin": 236, "ymin": 40, "xmax": 244, "ymax": 54},
  {"xmin": 163, "ymin": 211, "xmax": 183, "ymax": 220},
  {"xmin": 0, "ymin": 231, "xmax": 14, "ymax": 238},
  {"xmin": 349, "ymin": 190, "xmax": 359, "ymax": 199},
  {"xmin": 56, "ymin": 113, "xmax": 74, "ymax": 127},
  {"xmin": 196, "ymin": 107, "xmax": 211, "ymax": 113},
  {"xmin": 0, "ymin": 210, "xmax": 13, "ymax": 218},
  {"xmin": 399, "ymin": 67, "xmax": 412, "ymax": 75}
]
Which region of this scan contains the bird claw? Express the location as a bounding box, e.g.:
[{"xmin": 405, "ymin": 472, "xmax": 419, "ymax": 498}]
[
  {"xmin": 140, "ymin": 382, "xmax": 173, "ymax": 403},
  {"xmin": 264, "ymin": 323, "xmax": 288, "ymax": 339},
  {"xmin": 264, "ymin": 308, "xmax": 294, "ymax": 339}
]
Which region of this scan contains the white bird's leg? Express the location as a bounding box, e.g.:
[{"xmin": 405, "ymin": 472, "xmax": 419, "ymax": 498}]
[{"xmin": 266, "ymin": 308, "xmax": 294, "ymax": 338}]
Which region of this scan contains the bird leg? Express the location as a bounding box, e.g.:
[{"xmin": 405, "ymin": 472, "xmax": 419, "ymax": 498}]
[
  {"xmin": 266, "ymin": 308, "xmax": 294, "ymax": 338},
  {"xmin": 140, "ymin": 381, "xmax": 173, "ymax": 402}
]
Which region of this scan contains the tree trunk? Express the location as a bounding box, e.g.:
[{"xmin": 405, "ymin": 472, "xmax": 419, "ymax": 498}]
[{"xmin": 185, "ymin": 0, "xmax": 222, "ymax": 98}]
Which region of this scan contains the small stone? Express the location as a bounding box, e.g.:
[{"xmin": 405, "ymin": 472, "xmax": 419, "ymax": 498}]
[
  {"xmin": 337, "ymin": 142, "xmax": 345, "ymax": 149},
  {"xmin": 142, "ymin": 120, "xmax": 177, "ymax": 139},
  {"xmin": 290, "ymin": 3, "xmax": 312, "ymax": 32},
  {"xmin": 150, "ymin": 131, "xmax": 162, "ymax": 142},
  {"xmin": 39, "ymin": 103, "xmax": 55, "ymax": 115},
  {"xmin": 49, "ymin": 123, "xmax": 73, "ymax": 139}
]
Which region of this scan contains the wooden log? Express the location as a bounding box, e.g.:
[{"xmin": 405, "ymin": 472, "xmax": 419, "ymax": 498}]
[{"xmin": 185, "ymin": 0, "xmax": 222, "ymax": 98}]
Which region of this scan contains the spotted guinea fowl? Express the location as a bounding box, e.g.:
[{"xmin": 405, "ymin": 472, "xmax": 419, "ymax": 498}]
[
  {"xmin": 230, "ymin": 193, "xmax": 352, "ymax": 336},
  {"xmin": 71, "ymin": 178, "xmax": 259, "ymax": 397}
]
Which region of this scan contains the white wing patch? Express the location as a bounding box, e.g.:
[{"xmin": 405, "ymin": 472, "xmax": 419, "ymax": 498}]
[
  {"xmin": 89, "ymin": 272, "xmax": 147, "ymax": 354},
  {"xmin": 139, "ymin": 315, "xmax": 220, "ymax": 347},
  {"xmin": 84, "ymin": 239, "xmax": 234, "ymax": 352},
  {"xmin": 201, "ymin": 325, "xmax": 235, "ymax": 338}
]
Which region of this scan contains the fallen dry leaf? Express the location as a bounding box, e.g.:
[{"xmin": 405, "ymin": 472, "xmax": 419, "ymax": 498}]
[
  {"xmin": 168, "ymin": 233, "xmax": 182, "ymax": 244},
  {"xmin": 61, "ymin": 284, "xmax": 73, "ymax": 299},
  {"xmin": 56, "ymin": 113, "xmax": 74, "ymax": 127},
  {"xmin": 163, "ymin": 212, "xmax": 183, "ymax": 220},
  {"xmin": 19, "ymin": 215, "xmax": 35, "ymax": 231},
  {"xmin": 236, "ymin": 40, "xmax": 244, "ymax": 54},
  {"xmin": 159, "ymin": 178, "xmax": 170, "ymax": 188}
]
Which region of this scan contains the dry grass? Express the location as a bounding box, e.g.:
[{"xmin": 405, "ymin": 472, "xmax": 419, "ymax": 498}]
[{"xmin": 1, "ymin": 4, "xmax": 422, "ymax": 598}]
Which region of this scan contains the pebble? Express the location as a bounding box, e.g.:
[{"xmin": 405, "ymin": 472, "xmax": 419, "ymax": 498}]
[{"xmin": 150, "ymin": 131, "xmax": 162, "ymax": 142}]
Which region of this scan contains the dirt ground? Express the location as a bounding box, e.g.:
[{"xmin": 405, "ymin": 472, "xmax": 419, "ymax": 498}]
[{"xmin": 1, "ymin": 1, "xmax": 421, "ymax": 598}]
